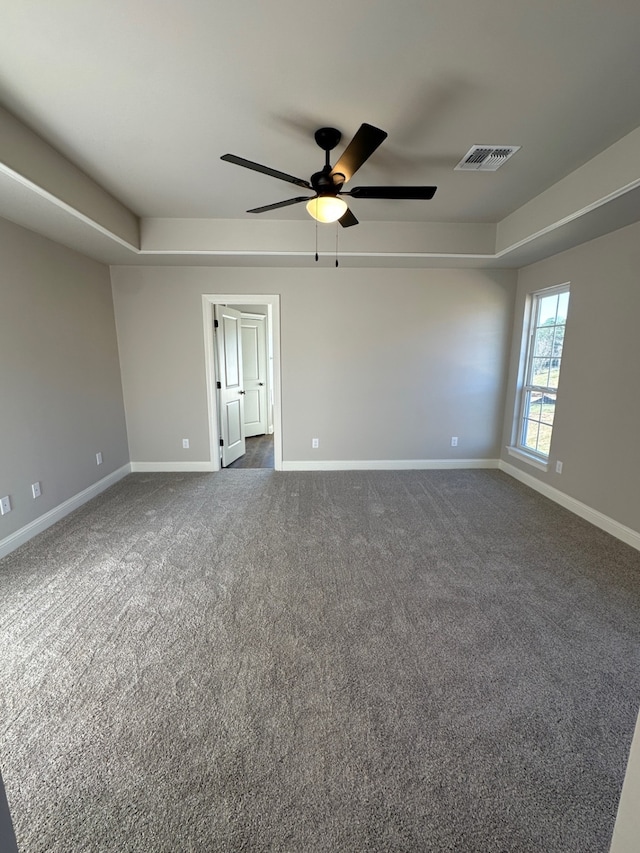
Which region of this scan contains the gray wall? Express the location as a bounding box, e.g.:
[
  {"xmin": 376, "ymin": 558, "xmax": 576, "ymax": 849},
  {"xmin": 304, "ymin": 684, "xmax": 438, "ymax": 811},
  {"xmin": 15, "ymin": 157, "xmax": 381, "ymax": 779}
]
[
  {"xmin": 610, "ymin": 709, "xmax": 640, "ymax": 853},
  {"xmin": 501, "ymin": 220, "xmax": 640, "ymax": 534},
  {"xmin": 110, "ymin": 266, "xmax": 517, "ymax": 466},
  {"xmin": 0, "ymin": 771, "xmax": 18, "ymax": 853},
  {"xmin": 0, "ymin": 217, "xmax": 129, "ymax": 539}
]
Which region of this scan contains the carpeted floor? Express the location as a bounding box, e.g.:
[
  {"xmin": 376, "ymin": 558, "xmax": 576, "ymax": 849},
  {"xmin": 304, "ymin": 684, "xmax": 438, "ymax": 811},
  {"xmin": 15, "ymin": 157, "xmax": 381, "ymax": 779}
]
[{"xmin": 0, "ymin": 469, "xmax": 639, "ymax": 852}]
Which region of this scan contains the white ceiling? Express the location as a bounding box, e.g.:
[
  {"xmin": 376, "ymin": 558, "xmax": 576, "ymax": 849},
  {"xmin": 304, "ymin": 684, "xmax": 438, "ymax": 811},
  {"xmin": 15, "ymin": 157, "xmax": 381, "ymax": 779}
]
[{"xmin": 1, "ymin": 0, "xmax": 639, "ymax": 264}]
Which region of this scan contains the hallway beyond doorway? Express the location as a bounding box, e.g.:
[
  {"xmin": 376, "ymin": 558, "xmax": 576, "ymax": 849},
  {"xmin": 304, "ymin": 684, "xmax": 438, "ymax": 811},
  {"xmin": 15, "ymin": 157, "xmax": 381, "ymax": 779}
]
[{"xmin": 225, "ymin": 434, "xmax": 274, "ymax": 469}]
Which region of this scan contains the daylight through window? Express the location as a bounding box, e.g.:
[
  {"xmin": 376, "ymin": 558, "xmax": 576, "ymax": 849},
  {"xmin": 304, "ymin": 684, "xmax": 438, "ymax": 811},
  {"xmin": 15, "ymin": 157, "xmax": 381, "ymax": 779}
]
[{"xmin": 518, "ymin": 285, "xmax": 570, "ymax": 458}]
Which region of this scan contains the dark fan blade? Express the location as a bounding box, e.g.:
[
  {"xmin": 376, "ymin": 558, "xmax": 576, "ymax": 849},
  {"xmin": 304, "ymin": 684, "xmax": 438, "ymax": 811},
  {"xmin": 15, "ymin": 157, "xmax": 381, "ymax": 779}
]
[
  {"xmin": 338, "ymin": 207, "xmax": 359, "ymax": 228},
  {"xmin": 348, "ymin": 185, "xmax": 437, "ymax": 200},
  {"xmin": 247, "ymin": 196, "xmax": 310, "ymax": 214},
  {"xmin": 330, "ymin": 124, "xmax": 388, "ymax": 183},
  {"xmin": 221, "ymin": 154, "xmax": 311, "ymax": 189}
]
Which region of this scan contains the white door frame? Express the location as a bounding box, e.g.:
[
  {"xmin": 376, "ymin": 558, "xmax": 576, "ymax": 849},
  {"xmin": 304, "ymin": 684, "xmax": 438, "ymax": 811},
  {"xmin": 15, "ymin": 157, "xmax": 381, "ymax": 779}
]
[{"xmin": 202, "ymin": 294, "xmax": 282, "ymax": 471}]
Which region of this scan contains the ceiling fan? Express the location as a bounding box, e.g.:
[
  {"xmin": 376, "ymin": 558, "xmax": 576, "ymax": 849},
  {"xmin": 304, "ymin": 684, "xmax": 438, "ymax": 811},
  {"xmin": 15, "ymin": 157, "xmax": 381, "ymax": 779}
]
[{"xmin": 221, "ymin": 123, "xmax": 437, "ymax": 228}]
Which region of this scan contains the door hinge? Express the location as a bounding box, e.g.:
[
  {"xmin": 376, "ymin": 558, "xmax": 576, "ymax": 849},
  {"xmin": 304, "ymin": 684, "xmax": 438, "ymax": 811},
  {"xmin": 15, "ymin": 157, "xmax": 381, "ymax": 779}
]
[
  {"xmin": 216, "ymin": 381, "xmax": 222, "ymax": 389},
  {"xmin": 220, "ymin": 438, "xmax": 224, "ymax": 447},
  {"xmin": 214, "ymin": 319, "xmax": 219, "ymax": 328}
]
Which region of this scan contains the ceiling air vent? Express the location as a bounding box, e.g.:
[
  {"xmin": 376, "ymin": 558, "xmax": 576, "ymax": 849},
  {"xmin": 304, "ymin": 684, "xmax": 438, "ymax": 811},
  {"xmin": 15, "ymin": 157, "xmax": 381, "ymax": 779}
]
[{"xmin": 455, "ymin": 145, "xmax": 520, "ymax": 171}]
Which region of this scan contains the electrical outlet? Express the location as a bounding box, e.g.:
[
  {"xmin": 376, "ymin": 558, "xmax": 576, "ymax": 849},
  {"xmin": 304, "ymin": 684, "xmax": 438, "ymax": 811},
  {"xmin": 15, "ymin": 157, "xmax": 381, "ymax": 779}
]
[
  {"xmin": 0, "ymin": 495, "xmax": 11, "ymax": 515},
  {"xmin": 182, "ymin": 438, "xmax": 190, "ymax": 449},
  {"xmin": 312, "ymin": 438, "xmax": 319, "ymax": 449},
  {"xmin": 96, "ymin": 451, "xmax": 103, "ymax": 465},
  {"xmin": 555, "ymin": 460, "xmax": 563, "ymax": 474},
  {"xmin": 32, "ymin": 481, "xmax": 41, "ymax": 499},
  {"xmin": 451, "ymin": 436, "xmax": 458, "ymax": 447}
]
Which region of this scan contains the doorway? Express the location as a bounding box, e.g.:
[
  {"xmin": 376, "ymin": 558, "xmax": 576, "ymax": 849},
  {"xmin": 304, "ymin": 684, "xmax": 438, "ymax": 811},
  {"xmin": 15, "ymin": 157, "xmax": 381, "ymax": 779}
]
[
  {"xmin": 225, "ymin": 433, "xmax": 275, "ymax": 469},
  {"xmin": 202, "ymin": 294, "xmax": 282, "ymax": 471}
]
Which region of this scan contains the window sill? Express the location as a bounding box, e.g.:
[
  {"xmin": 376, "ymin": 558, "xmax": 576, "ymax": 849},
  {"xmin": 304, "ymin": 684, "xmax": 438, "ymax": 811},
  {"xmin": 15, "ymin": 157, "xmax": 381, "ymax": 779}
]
[{"xmin": 506, "ymin": 446, "xmax": 549, "ymax": 472}]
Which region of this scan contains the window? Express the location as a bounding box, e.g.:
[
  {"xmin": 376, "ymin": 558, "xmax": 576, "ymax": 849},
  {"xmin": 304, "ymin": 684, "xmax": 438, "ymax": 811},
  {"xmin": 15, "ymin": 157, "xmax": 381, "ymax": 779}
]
[{"xmin": 517, "ymin": 285, "xmax": 570, "ymax": 460}]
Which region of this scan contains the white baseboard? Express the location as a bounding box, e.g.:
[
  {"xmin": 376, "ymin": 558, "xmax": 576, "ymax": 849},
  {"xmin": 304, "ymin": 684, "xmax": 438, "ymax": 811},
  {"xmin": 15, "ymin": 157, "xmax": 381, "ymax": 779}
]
[
  {"xmin": 130, "ymin": 462, "xmax": 216, "ymax": 473},
  {"xmin": 6, "ymin": 457, "xmax": 633, "ymax": 559},
  {"xmin": 499, "ymin": 460, "xmax": 640, "ymax": 552},
  {"xmin": 0, "ymin": 464, "xmax": 131, "ymax": 560},
  {"xmin": 281, "ymin": 458, "xmax": 500, "ymax": 472}
]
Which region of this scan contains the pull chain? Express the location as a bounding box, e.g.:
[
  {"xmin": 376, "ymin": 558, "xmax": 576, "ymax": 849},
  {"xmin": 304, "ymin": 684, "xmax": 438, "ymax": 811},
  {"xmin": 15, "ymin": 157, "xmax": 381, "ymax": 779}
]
[
  {"xmin": 315, "ymin": 217, "xmax": 319, "ymax": 262},
  {"xmin": 335, "ymin": 223, "xmax": 339, "ymax": 267}
]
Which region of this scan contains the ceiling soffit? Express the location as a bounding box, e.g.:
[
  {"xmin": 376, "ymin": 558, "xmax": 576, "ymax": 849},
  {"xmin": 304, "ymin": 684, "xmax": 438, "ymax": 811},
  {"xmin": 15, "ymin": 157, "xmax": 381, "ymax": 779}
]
[{"xmin": 0, "ymin": 108, "xmax": 639, "ymax": 268}]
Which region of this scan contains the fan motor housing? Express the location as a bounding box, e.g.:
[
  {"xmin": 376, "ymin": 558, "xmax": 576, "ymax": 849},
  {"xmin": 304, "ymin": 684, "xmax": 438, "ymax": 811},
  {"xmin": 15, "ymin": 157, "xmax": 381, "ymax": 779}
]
[{"xmin": 311, "ymin": 166, "xmax": 344, "ymax": 195}]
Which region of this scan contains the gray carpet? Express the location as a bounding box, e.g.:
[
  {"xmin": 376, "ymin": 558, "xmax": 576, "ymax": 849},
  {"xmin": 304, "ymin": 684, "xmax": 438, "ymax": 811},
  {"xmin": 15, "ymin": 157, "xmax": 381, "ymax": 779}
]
[{"xmin": 1, "ymin": 469, "xmax": 639, "ymax": 852}]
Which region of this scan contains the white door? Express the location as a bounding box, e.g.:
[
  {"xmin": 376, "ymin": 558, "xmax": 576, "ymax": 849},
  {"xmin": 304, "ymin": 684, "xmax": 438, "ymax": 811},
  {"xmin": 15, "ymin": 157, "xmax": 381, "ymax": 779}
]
[
  {"xmin": 241, "ymin": 315, "xmax": 268, "ymax": 437},
  {"xmin": 215, "ymin": 305, "xmax": 246, "ymax": 466}
]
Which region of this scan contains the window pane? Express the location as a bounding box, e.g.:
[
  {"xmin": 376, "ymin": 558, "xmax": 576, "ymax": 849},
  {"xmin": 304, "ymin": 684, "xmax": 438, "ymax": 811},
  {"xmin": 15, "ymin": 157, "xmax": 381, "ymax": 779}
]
[
  {"xmin": 531, "ymin": 358, "xmax": 550, "ymax": 386},
  {"xmin": 534, "ymin": 323, "xmax": 555, "ymax": 358},
  {"xmin": 537, "ymin": 423, "xmax": 553, "ymax": 455},
  {"xmin": 546, "ymin": 355, "xmax": 560, "ymax": 388},
  {"xmin": 523, "ymin": 390, "xmax": 538, "ymax": 419},
  {"xmin": 523, "ymin": 419, "xmax": 540, "ymax": 451},
  {"xmin": 557, "ymin": 291, "xmax": 569, "ymax": 322},
  {"xmin": 539, "ymin": 294, "xmax": 558, "ymax": 324},
  {"xmin": 539, "ymin": 393, "xmax": 555, "ymax": 425}
]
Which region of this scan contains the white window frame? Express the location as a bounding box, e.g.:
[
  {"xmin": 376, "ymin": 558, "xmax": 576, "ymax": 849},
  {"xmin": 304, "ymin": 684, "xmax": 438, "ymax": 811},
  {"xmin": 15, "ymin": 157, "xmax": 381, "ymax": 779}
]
[{"xmin": 509, "ymin": 283, "xmax": 570, "ymax": 469}]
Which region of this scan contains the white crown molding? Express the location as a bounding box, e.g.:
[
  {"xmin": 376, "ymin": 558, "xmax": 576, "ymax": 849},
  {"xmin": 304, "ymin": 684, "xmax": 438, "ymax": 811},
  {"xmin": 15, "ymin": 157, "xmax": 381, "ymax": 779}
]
[{"xmin": 0, "ymin": 161, "xmax": 140, "ymax": 252}]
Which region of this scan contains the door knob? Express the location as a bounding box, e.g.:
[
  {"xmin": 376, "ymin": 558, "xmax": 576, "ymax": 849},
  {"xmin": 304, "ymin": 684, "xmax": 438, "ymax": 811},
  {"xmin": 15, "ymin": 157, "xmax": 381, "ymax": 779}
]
[
  {"xmin": 258, "ymin": 382, "xmax": 264, "ymax": 386},
  {"xmin": 239, "ymin": 390, "xmax": 246, "ymax": 395}
]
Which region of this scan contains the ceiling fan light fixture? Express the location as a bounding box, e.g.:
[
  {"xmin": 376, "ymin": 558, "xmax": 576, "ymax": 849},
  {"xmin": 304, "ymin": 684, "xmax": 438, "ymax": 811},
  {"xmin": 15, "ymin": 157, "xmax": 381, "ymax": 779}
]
[
  {"xmin": 223, "ymin": 122, "xmax": 438, "ymax": 227},
  {"xmin": 306, "ymin": 195, "xmax": 347, "ymax": 223}
]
